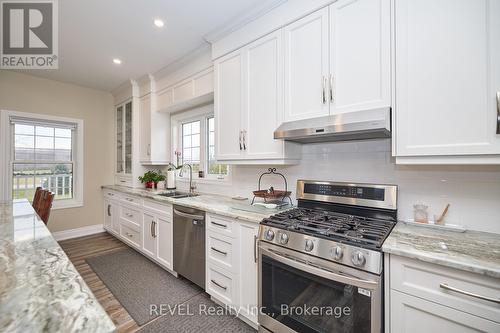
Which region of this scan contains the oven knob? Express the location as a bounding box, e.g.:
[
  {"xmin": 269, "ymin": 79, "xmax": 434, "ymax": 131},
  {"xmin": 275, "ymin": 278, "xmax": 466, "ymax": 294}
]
[
  {"xmin": 279, "ymin": 233, "xmax": 289, "ymax": 245},
  {"xmin": 265, "ymin": 229, "xmax": 275, "ymax": 241},
  {"xmin": 352, "ymin": 251, "xmax": 366, "ymax": 267},
  {"xmin": 332, "ymin": 246, "xmax": 343, "ymax": 260},
  {"xmin": 305, "ymin": 239, "xmax": 314, "ymax": 252}
]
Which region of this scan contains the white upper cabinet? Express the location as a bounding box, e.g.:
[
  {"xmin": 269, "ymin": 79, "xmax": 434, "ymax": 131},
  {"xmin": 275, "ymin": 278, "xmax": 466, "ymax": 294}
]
[
  {"xmin": 244, "ymin": 31, "xmax": 287, "ymax": 160},
  {"xmin": 393, "ymin": 0, "xmax": 500, "ymax": 163},
  {"xmin": 215, "ymin": 50, "xmax": 245, "ymax": 161},
  {"xmin": 157, "ymin": 68, "xmax": 214, "ymax": 114},
  {"xmin": 329, "ymin": 0, "xmax": 391, "ymax": 114},
  {"xmin": 215, "ymin": 30, "xmax": 301, "ymax": 164},
  {"xmin": 284, "ymin": 7, "xmax": 330, "ymax": 121},
  {"xmin": 139, "ymin": 89, "xmax": 171, "ymax": 165}
]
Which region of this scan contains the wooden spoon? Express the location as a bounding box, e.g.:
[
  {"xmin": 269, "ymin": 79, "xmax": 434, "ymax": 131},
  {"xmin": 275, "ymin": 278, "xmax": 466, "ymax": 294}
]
[{"xmin": 436, "ymin": 204, "xmax": 450, "ymax": 225}]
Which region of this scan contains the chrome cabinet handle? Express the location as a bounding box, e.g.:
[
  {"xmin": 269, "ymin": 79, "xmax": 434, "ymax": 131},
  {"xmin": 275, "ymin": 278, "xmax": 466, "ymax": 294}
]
[
  {"xmin": 211, "ymin": 247, "xmax": 227, "ymax": 256},
  {"xmin": 107, "ymin": 192, "xmax": 114, "ymax": 196},
  {"xmin": 126, "ymin": 232, "xmax": 133, "ymax": 238},
  {"xmin": 125, "ymin": 198, "xmax": 134, "ymax": 202},
  {"xmin": 147, "ymin": 143, "xmax": 151, "ymax": 156},
  {"xmin": 254, "ymin": 235, "xmax": 258, "ymax": 263},
  {"xmin": 440, "ymin": 283, "xmax": 500, "ymax": 304},
  {"xmin": 107, "ymin": 204, "xmax": 111, "ymax": 216},
  {"xmin": 153, "ymin": 221, "xmax": 157, "ymax": 238},
  {"xmin": 322, "ymin": 76, "xmax": 327, "ymax": 104},
  {"xmin": 125, "ymin": 213, "xmax": 133, "ymax": 218},
  {"xmin": 242, "ymin": 130, "xmax": 247, "ymax": 150},
  {"xmin": 239, "ymin": 131, "xmax": 243, "ymax": 150},
  {"xmin": 211, "ymin": 279, "xmax": 227, "ymax": 291},
  {"xmin": 211, "ymin": 221, "xmax": 227, "ymax": 228},
  {"xmin": 329, "ymin": 74, "xmax": 334, "ymax": 103},
  {"xmin": 151, "ymin": 220, "xmax": 154, "ymax": 237},
  {"xmin": 496, "ymin": 92, "xmax": 499, "ymax": 134}
]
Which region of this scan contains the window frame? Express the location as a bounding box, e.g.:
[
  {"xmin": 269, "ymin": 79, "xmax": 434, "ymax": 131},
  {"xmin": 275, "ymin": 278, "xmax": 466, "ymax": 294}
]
[
  {"xmin": 171, "ymin": 105, "xmax": 230, "ymax": 183},
  {"xmin": 1, "ymin": 110, "xmax": 84, "ymax": 209}
]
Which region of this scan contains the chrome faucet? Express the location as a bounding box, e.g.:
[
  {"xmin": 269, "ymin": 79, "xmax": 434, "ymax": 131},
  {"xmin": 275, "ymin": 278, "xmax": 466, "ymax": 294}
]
[{"xmin": 178, "ymin": 163, "xmax": 195, "ymax": 195}]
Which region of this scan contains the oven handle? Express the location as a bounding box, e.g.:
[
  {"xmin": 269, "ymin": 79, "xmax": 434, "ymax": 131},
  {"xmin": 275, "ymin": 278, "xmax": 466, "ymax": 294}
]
[{"xmin": 262, "ymin": 247, "xmax": 378, "ymax": 290}]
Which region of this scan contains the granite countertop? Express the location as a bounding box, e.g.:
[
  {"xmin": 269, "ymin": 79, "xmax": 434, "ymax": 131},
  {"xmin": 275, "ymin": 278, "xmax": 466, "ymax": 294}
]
[
  {"xmin": 0, "ymin": 200, "xmax": 115, "ymax": 333},
  {"xmin": 102, "ymin": 185, "xmax": 289, "ymax": 223},
  {"xmin": 383, "ymin": 222, "xmax": 500, "ymax": 279}
]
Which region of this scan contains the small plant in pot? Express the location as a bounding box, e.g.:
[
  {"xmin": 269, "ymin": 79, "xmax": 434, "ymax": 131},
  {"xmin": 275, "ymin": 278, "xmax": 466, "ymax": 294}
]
[{"xmin": 138, "ymin": 170, "xmax": 165, "ymax": 189}]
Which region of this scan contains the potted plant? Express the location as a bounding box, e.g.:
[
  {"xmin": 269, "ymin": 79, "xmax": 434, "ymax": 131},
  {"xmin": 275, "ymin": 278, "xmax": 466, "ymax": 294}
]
[
  {"xmin": 153, "ymin": 171, "xmax": 166, "ymax": 189},
  {"xmin": 138, "ymin": 171, "xmax": 159, "ymax": 189}
]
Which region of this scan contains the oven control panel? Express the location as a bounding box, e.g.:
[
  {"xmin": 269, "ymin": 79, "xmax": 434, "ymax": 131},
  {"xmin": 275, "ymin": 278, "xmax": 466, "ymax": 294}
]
[{"xmin": 258, "ymin": 226, "xmax": 383, "ymax": 275}]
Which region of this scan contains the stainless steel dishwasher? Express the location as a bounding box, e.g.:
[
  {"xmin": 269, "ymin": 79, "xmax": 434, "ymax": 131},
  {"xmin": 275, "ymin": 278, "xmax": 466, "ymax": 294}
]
[{"xmin": 173, "ymin": 205, "xmax": 206, "ymax": 289}]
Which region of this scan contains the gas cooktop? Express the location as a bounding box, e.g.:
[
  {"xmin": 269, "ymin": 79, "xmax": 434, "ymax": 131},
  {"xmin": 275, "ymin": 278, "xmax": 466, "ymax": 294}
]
[{"xmin": 261, "ymin": 207, "xmax": 395, "ymax": 250}]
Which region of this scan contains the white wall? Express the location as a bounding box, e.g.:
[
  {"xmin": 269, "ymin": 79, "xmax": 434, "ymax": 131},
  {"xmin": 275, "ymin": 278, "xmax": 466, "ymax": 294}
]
[{"xmin": 176, "ymin": 139, "xmax": 500, "ymax": 234}]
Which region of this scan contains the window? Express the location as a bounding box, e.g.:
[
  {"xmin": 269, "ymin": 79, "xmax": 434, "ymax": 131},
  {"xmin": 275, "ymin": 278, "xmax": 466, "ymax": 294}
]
[
  {"xmin": 5, "ymin": 112, "xmax": 84, "ymax": 209},
  {"xmin": 176, "ymin": 112, "xmax": 228, "ymax": 180}
]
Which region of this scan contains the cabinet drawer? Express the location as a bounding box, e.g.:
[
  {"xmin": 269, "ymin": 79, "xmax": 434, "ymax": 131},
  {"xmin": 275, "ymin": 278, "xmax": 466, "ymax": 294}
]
[
  {"xmin": 207, "ymin": 231, "xmax": 235, "ymax": 272},
  {"xmin": 103, "ymin": 189, "xmax": 120, "ymax": 200},
  {"xmin": 120, "ymin": 223, "xmax": 142, "ymax": 248},
  {"xmin": 120, "ymin": 194, "xmax": 143, "ymax": 207},
  {"xmin": 115, "ymin": 175, "xmax": 132, "ymax": 187},
  {"xmin": 143, "ymin": 199, "xmax": 172, "ymax": 219},
  {"xmin": 207, "ymin": 214, "xmax": 234, "ymax": 237},
  {"xmin": 120, "ymin": 206, "xmax": 142, "ymax": 227},
  {"xmin": 390, "ymin": 255, "xmax": 500, "ymax": 323},
  {"xmin": 206, "ymin": 264, "xmax": 236, "ymax": 306}
]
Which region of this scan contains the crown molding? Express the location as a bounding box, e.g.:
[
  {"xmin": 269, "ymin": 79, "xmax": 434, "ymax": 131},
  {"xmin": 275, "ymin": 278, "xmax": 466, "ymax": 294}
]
[{"xmin": 203, "ymin": 0, "xmax": 287, "ymax": 43}]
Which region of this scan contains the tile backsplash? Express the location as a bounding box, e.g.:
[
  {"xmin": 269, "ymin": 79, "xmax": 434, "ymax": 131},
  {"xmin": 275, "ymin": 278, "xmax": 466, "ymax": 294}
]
[{"xmin": 174, "ymin": 139, "xmax": 500, "ymax": 234}]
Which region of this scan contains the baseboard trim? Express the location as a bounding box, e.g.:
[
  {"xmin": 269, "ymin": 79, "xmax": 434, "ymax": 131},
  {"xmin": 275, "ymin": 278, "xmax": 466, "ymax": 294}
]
[{"xmin": 52, "ymin": 224, "xmax": 105, "ymax": 241}]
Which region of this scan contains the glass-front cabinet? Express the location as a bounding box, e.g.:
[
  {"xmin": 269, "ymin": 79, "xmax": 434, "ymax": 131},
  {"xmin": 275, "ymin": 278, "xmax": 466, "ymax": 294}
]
[{"xmin": 115, "ymin": 100, "xmax": 133, "ymax": 179}]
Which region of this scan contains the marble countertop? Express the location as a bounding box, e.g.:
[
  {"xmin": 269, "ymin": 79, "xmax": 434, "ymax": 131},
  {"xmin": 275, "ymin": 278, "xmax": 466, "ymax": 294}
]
[
  {"xmin": 102, "ymin": 185, "xmax": 289, "ymax": 223},
  {"xmin": 0, "ymin": 200, "xmax": 115, "ymax": 333},
  {"xmin": 383, "ymin": 222, "xmax": 500, "ymax": 279}
]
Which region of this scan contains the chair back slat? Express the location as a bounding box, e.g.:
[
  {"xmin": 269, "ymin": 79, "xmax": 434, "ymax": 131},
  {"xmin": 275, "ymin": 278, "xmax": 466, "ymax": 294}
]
[
  {"xmin": 32, "ymin": 187, "xmax": 43, "ymax": 211},
  {"xmin": 33, "ymin": 189, "xmax": 54, "ymax": 225}
]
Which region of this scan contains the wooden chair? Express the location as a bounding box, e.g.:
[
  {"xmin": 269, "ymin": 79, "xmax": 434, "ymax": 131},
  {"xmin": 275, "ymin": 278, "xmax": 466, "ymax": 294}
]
[
  {"xmin": 37, "ymin": 190, "xmax": 55, "ymax": 225},
  {"xmin": 32, "ymin": 187, "xmax": 43, "ymax": 211}
]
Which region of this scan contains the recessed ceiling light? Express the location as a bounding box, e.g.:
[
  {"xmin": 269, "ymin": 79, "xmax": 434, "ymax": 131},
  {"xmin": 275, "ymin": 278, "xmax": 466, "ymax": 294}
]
[
  {"xmin": 113, "ymin": 58, "xmax": 122, "ymax": 65},
  {"xmin": 154, "ymin": 18, "xmax": 164, "ymax": 28}
]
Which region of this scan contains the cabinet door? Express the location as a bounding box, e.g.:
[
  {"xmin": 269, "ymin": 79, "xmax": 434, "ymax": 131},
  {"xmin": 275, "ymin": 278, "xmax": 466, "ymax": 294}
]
[
  {"xmin": 329, "ymin": 0, "xmax": 390, "ymax": 114},
  {"xmin": 284, "ymin": 7, "xmax": 330, "ymax": 121},
  {"xmin": 237, "ymin": 222, "xmax": 259, "ymax": 324},
  {"xmin": 390, "ymin": 290, "xmax": 500, "ymax": 333},
  {"xmin": 214, "ymin": 50, "xmax": 244, "ymax": 160},
  {"xmin": 394, "ymin": 0, "xmax": 500, "ymax": 157},
  {"xmin": 142, "ymin": 212, "xmax": 157, "ymax": 258},
  {"xmin": 139, "ymin": 95, "xmax": 151, "ymax": 163},
  {"xmin": 243, "ymin": 30, "xmax": 284, "ymax": 159},
  {"xmin": 103, "ymin": 199, "xmax": 112, "ymax": 230},
  {"xmin": 124, "ymin": 101, "xmax": 133, "ymax": 173},
  {"xmin": 115, "ymin": 105, "xmax": 124, "ymax": 174},
  {"xmin": 156, "ymin": 216, "xmax": 173, "ymax": 270}
]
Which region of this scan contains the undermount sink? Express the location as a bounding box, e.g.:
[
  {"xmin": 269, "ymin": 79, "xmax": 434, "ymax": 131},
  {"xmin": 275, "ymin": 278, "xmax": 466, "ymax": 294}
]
[{"xmin": 157, "ymin": 191, "xmax": 199, "ymax": 199}]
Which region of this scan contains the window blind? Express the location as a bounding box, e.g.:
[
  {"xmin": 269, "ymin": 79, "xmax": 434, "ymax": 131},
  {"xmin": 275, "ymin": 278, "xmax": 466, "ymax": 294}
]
[{"xmin": 10, "ymin": 116, "xmax": 77, "ymax": 130}]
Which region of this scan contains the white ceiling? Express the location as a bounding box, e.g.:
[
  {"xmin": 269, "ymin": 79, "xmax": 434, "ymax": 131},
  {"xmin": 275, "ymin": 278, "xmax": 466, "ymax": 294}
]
[{"xmin": 13, "ymin": 0, "xmax": 272, "ymax": 91}]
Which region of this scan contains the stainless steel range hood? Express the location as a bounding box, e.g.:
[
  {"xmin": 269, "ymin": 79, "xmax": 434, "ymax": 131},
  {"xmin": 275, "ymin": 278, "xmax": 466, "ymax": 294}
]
[{"xmin": 274, "ymin": 107, "xmax": 391, "ymax": 143}]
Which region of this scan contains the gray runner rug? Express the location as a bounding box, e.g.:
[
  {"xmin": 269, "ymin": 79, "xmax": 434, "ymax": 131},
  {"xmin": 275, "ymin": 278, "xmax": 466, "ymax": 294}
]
[{"xmin": 86, "ymin": 248, "xmax": 202, "ymax": 325}]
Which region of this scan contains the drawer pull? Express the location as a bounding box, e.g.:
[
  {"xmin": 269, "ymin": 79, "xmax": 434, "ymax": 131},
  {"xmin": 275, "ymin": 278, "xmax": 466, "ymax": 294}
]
[
  {"xmin": 440, "ymin": 283, "xmax": 500, "ymax": 304},
  {"xmin": 211, "ymin": 279, "xmax": 227, "ymax": 291},
  {"xmin": 211, "ymin": 247, "xmax": 227, "ymax": 256},
  {"xmin": 125, "ymin": 213, "xmax": 134, "ymax": 218},
  {"xmin": 126, "ymin": 232, "xmax": 134, "ymax": 238},
  {"xmin": 211, "ymin": 221, "xmax": 227, "ymax": 228},
  {"xmin": 125, "ymin": 198, "xmax": 134, "ymax": 202},
  {"xmin": 108, "ymin": 193, "xmax": 114, "ymax": 196}
]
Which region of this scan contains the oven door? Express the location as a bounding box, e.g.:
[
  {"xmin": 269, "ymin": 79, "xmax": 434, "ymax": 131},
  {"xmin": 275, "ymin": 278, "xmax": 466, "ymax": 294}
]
[{"xmin": 258, "ymin": 242, "xmax": 382, "ymax": 333}]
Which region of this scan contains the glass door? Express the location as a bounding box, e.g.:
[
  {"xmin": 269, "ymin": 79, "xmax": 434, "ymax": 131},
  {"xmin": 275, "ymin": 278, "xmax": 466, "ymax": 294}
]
[
  {"xmin": 124, "ymin": 101, "xmax": 132, "ymax": 174},
  {"xmin": 116, "ymin": 105, "xmax": 124, "ymax": 173}
]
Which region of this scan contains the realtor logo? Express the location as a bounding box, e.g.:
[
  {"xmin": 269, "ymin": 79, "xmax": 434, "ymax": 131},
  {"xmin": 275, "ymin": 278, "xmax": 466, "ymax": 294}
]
[{"xmin": 1, "ymin": 0, "xmax": 58, "ymax": 69}]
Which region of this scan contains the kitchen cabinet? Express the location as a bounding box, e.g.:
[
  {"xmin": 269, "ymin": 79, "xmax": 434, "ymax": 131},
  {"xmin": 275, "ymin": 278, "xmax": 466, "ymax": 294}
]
[
  {"xmin": 329, "ymin": 0, "xmax": 391, "ymax": 114},
  {"xmin": 156, "ymin": 68, "xmax": 214, "ymax": 114},
  {"xmin": 142, "ymin": 211, "xmax": 157, "ymax": 258},
  {"xmin": 386, "ymin": 255, "xmax": 500, "ymax": 332},
  {"xmin": 282, "ymin": 0, "xmax": 390, "ymax": 121},
  {"xmin": 393, "ymin": 0, "xmax": 500, "ymax": 164},
  {"xmin": 214, "ymin": 30, "xmax": 301, "ymax": 164},
  {"xmin": 115, "ymin": 100, "xmax": 133, "ymax": 185},
  {"xmin": 283, "ymin": 7, "xmax": 329, "ymax": 121},
  {"xmin": 139, "ymin": 92, "xmax": 171, "ymax": 165},
  {"xmin": 205, "ymin": 213, "xmax": 259, "ymax": 328},
  {"xmin": 156, "ymin": 215, "xmax": 173, "ymax": 270}
]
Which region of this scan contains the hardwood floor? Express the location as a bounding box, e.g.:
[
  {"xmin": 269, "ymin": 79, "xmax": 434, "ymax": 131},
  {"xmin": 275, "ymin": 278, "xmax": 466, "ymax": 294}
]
[{"xmin": 59, "ymin": 232, "xmax": 140, "ymax": 333}]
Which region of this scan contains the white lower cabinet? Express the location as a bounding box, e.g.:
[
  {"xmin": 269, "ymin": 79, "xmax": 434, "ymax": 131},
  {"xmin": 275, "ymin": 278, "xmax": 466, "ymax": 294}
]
[
  {"xmin": 386, "ymin": 255, "xmax": 500, "ymax": 332},
  {"xmin": 390, "ymin": 290, "xmax": 500, "ymax": 333},
  {"xmin": 205, "ymin": 213, "xmax": 259, "ymax": 327},
  {"xmin": 102, "ymin": 190, "xmax": 173, "ymax": 272}
]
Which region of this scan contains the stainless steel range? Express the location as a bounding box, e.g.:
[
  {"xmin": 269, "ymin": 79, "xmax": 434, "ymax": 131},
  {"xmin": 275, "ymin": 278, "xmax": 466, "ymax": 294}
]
[{"xmin": 258, "ymin": 180, "xmax": 397, "ymax": 333}]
